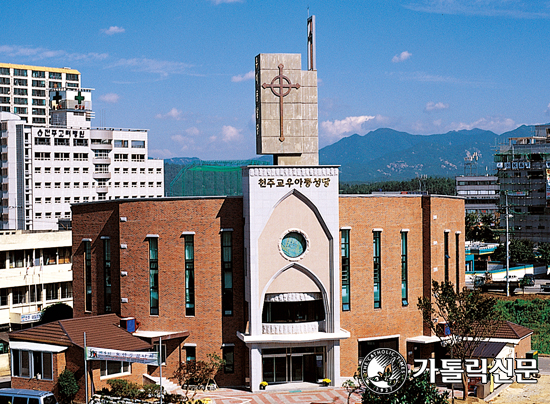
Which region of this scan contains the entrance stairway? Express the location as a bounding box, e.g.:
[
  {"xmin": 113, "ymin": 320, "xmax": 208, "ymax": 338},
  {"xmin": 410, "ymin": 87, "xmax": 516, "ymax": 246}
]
[{"xmin": 143, "ymin": 374, "xmax": 180, "ymax": 393}]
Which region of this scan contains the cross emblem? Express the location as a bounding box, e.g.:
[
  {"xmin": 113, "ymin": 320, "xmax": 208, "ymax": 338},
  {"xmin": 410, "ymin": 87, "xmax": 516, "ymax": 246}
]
[
  {"xmin": 75, "ymin": 91, "xmax": 84, "ymax": 104},
  {"xmin": 262, "ymin": 64, "xmax": 300, "ymax": 142}
]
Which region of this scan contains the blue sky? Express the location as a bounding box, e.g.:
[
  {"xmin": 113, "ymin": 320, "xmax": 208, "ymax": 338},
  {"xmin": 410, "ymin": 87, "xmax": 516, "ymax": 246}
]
[{"xmin": 2, "ymin": 0, "xmax": 550, "ymax": 160}]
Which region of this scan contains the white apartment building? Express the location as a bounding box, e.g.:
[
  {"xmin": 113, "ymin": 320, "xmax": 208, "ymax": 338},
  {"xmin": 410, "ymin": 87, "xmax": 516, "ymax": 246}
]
[
  {"xmin": 0, "ymin": 77, "xmax": 164, "ymax": 231},
  {"xmin": 0, "ymin": 229, "xmax": 73, "ymax": 332},
  {"xmin": 0, "ymin": 63, "xmax": 81, "ymax": 125}
]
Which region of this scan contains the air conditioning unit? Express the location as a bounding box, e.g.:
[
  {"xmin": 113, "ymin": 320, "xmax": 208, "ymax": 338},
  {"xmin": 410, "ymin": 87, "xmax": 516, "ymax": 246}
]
[{"xmin": 120, "ymin": 317, "xmax": 136, "ymax": 333}]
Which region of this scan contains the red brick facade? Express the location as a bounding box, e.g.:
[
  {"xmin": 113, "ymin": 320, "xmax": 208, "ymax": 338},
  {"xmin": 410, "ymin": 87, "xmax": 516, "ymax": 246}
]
[
  {"xmin": 338, "ymin": 195, "xmax": 465, "ymax": 377},
  {"xmin": 71, "ymin": 195, "xmax": 465, "ymax": 387},
  {"xmin": 72, "ymin": 197, "xmax": 246, "ymax": 387}
]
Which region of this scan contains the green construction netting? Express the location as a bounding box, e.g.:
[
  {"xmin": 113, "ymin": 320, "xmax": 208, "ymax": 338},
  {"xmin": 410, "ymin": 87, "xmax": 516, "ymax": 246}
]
[{"xmin": 169, "ymin": 160, "xmax": 268, "ymax": 197}]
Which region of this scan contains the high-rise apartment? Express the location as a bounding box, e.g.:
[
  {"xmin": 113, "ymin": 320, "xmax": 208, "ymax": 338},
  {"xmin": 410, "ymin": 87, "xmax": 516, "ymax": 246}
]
[
  {"xmin": 0, "ymin": 66, "xmax": 164, "ymax": 231},
  {"xmin": 0, "ymin": 63, "xmax": 81, "ymax": 125}
]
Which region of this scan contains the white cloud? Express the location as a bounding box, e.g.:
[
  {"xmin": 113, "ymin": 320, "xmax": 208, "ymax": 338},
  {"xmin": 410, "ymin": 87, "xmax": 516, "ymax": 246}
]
[
  {"xmin": 0, "ymin": 45, "xmax": 108, "ymax": 62},
  {"xmin": 156, "ymin": 108, "xmax": 183, "ymax": 120},
  {"xmin": 321, "ymin": 115, "xmax": 376, "ymax": 137},
  {"xmin": 221, "ymin": 125, "xmax": 243, "ymax": 142},
  {"xmin": 545, "ymin": 103, "xmax": 550, "ymax": 116},
  {"xmin": 231, "ymin": 70, "xmax": 255, "ymax": 82},
  {"xmin": 424, "ymin": 101, "xmax": 449, "ymax": 112},
  {"xmin": 320, "ymin": 115, "xmax": 392, "ymax": 145},
  {"xmin": 98, "ymin": 93, "xmax": 120, "ymax": 103},
  {"xmin": 211, "ymin": 0, "xmax": 243, "ymax": 4},
  {"xmin": 403, "ymin": 1, "xmax": 550, "ymax": 19},
  {"xmin": 392, "ymin": 51, "xmax": 412, "ymax": 63},
  {"xmin": 446, "ymin": 116, "xmax": 518, "ymax": 134},
  {"xmin": 171, "ymin": 134, "xmax": 196, "ymax": 151},
  {"xmin": 102, "ymin": 26, "xmax": 125, "ymax": 35},
  {"xmin": 108, "ymin": 58, "xmax": 193, "ymax": 77},
  {"xmin": 186, "ymin": 127, "xmax": 200, "ymax": 136},
  {"xmin": 149, "ymin": 149, "xmax": 176, "ymax": 159}
]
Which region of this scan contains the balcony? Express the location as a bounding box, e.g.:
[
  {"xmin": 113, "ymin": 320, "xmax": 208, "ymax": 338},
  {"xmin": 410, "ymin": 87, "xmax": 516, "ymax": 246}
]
[
  {"xmin": 93, "ymin": 172, "xmax": 111, "ymax": 180},
  {"xmin": 262, "ymin": 320, "xmax": 326, "ymax": 335},
  {"xmin": 90, "ymin": 143, "xmax": 113, "ymax": 151},
  {"xmin": 92, "ymin": 157, "xmax": 111, "ymax": 165}
]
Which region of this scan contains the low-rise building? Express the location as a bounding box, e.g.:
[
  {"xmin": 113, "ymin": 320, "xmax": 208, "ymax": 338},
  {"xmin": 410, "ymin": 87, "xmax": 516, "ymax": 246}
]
[
  {"xmin": 0, "ymin": 230, "xmax": 72, "ymax": 332},
  {"xmin": 456, "ymin": 175, "xmax": 499, "ymax": 215}
]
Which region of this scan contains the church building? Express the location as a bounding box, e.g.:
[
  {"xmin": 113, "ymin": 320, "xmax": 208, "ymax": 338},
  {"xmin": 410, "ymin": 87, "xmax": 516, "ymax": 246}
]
[{"xmin": 66, "ymin": 42, "xmax": 465, "ymax": 394}]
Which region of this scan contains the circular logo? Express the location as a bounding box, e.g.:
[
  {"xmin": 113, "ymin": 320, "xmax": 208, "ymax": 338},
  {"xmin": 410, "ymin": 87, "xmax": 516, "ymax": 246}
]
[{"xmin": 360, "ymin": 348, "xmax": 408, "ymax": 395}]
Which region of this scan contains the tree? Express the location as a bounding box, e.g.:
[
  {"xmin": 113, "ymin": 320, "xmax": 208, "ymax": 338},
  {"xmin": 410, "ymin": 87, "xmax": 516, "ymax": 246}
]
[
  {"xmin": 465, "ymin": 212, "xmax": 497, "ymax": 242},
  {"xmin": 173, "ymin": 353, "xmax": 224, "ymax": 401},
  {"xmin": 418, "ymin": 281, "xmax": 502, "ymax": 399},
  {"xmin": 58, "ymin": 369, "xmax": 79, "ymax": 404},
  {"xmin": 360, "ymin": 372, "xmax": 449, "ymax": 404},
  {"xmin": 493, "ymin": 238, "xmax": 535, "ymax": 263},
  {"xmin": 537, "ymin": 242, "xmax": 550, "ymax": 266},
  {"xmin": 39, "ymin": 302, "xmax": 73, "ymax": 324}
]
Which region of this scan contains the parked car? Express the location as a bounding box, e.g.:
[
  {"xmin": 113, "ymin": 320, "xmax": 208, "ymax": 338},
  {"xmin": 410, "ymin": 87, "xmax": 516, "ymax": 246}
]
[{"xmin": 0, "ymin": 389, "xmax": 57, "ymax": 404}]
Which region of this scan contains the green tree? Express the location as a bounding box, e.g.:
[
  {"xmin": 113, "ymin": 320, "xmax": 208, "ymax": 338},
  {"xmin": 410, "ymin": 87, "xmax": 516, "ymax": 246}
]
[
  {"xmin": 173, "ymin": 353, "xmax": 224, "ymax": 401},
  {"xmin": 493, "ymin": 239, "xmax": 535, "ymax": 263},
  {"xmin": 418, "ymin": 281, "xmax": 502, "ymax": 400},
  {"xmin": 39, "ymin": 302, "xmax": 73, "ymax": 324},
  {"xmin": 465, "ymin": 212, "xmax": 497, "ymax": 242},
  {"xmin": 537, "ymin": 242, "xmax": 550, "ymax": 266},
  {"xmin": 58, "ymin": 369, "xmax": 79, "ymax": 404},
  {"xmin": 356, "ymin": 372, "xmax": 449, "ymax": 404}
]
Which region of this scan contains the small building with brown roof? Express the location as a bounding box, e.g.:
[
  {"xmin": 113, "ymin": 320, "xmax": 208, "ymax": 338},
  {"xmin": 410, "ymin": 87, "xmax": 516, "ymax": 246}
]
[
  {"xmin": 8, "ymin": 314, "xmax": 172, "ymax": 402},
  {"xmin": 488, "ymin": 321, "xmax": 533, "ymax": 361}
]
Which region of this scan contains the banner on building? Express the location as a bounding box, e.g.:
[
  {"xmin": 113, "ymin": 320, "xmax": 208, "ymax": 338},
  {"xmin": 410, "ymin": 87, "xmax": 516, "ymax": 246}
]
[{"xmin": 86, "ymin": 347, "xmax": 159, "ymax": 365}]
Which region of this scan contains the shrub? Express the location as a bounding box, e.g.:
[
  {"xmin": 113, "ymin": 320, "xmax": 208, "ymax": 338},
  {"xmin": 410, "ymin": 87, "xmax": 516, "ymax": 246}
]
[
  {"xmin": 58, "ymin": 369, "xmax": 79, "ymax": 404},
  {"xmin": 106, "ymin": 379, "xmax": 141, "ymax": 399}
]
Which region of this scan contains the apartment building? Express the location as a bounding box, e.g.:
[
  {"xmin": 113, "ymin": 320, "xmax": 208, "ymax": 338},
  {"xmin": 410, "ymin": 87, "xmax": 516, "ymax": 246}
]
[
  {"xmin": 0, "ymin": 87, "xmax": 164, "ymax": 231},
  {"xmin": 0, "ymin": 229, "xmax": 73, "ymax": 332},
  {"xmin": 0, "ymin": 63, "xmax": 81, "ymax": 125}
]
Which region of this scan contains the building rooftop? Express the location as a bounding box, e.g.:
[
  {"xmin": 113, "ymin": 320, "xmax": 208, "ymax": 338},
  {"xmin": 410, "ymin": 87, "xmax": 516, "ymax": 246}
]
[
  {"xmin": 9, "ymin": 313, "xmax": 152, "ymax": 351},
  {"xmin": 0, "ymin": 62, "xmax": 80, "ymax": 75}
]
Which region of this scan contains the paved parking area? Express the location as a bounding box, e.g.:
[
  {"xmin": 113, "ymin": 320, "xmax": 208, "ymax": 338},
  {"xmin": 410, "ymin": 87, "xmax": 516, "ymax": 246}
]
[{"xmin": 179, "ymin": 387, "xmax": 361, "ymax": 404}]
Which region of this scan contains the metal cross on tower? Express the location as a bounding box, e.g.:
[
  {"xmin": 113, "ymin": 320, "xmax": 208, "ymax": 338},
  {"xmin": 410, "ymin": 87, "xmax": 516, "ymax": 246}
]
[{"xmin": 262, "ymin": 64, "xmax": 300, "ymax": 142}]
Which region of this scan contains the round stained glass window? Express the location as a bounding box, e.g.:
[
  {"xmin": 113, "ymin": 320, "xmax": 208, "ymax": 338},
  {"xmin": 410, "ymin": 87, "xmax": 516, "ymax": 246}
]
[{"xmin": 281, "ymin": 232, "xmax": 307, "ymax": 258}]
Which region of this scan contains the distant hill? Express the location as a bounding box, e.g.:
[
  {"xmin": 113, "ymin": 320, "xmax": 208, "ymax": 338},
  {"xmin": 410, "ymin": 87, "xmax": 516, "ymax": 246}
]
[
  {"xmin": 320, "ymin": 126, "xmax": 536, "ymax": 183},
  {"xmin": 164, "ymin": 125, "xmax": 541, "ymax": 185}
]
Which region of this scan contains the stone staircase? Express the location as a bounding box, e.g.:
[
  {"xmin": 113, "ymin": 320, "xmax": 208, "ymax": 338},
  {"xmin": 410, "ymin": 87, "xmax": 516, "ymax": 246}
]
[{"xmin": 143, "ymin": 374, "xmax": 180, "ymax": 393}]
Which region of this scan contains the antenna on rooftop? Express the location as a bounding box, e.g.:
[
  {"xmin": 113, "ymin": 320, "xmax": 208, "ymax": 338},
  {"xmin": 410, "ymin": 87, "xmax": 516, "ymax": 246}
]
[{"xmin": 307, "ymin": 15, "xmax": 316, "ymax": 71}]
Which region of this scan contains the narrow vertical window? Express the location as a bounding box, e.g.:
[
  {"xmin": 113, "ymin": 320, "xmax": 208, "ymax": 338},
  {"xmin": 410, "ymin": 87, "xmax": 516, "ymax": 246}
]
[
  {"xmin": 373, "ymin": 231, "xmax": 381, "ymax": 309},
  {"xmin": 185, "ymin": 346, "xmax": 196, "ymax": 362},
  {"xmin": 401, "ymin": 232, "xmax": 408, "ymax": 306},
  {"xmin": 455, "ymin": 233, "xmax": 460, "ymax": 293},
  {"xmin": 222, "ymin": 231, "xmax": 233, "ymax": 316},
  {"xmin": 223, "ymin": 346, "xmax": 234, "ymax": 373},
  {"xmin": 185, "ymin": 235, "xmax": 195, "ymax": 316},
  {"xmin": 341, "ymin": 229, "xmax": 350, "ymax": 311},
  {"xmin": 444, "ymin": 232, "xmax": 450, "ymax": 283},
  {"xmin": 85, "ymin": 240, "xmax": 92, "ymax": 312},
  {"xmin": 149, "ymin": 237, "xmax": 159, "ymax": 315},
  {"xmin": 104, "ymin": 238, "xmax": 111, "ymax": 312}
]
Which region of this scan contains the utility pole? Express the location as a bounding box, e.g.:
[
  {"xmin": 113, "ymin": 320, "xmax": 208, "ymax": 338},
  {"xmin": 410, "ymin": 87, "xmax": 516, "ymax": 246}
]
[{"xmin": 505, "ymin": 192, "xmax": 510, "ymax": 297}]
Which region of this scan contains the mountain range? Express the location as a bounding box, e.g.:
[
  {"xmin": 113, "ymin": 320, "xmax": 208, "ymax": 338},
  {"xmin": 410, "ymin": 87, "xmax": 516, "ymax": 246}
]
[{"xmin": 165, "ymin": 125, "xmax": 537, "ymax": 184}]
